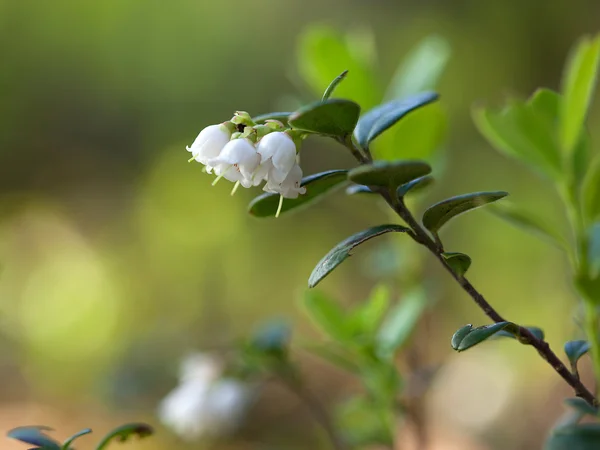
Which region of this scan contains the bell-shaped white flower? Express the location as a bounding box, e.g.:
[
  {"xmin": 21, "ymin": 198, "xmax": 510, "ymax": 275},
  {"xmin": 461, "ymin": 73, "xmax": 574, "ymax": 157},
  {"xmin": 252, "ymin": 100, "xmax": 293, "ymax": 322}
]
[
  {"xmin": 158, "ymin": 353, "xmax": 255, "ymax": 441},
  {"xmin": 255, "ymin": 132, "xmax": 298, "ymax": 184},
  {"xmin": 186, "ymin": 124, "xmax": 231, "ymax": 167},
  {"xmin": 264, "ymin": 163, "xmax": 306, "ymax": 199},
  {"xmin": 209, "ymin": 138, "xmax": 260, "ymax": 188}
]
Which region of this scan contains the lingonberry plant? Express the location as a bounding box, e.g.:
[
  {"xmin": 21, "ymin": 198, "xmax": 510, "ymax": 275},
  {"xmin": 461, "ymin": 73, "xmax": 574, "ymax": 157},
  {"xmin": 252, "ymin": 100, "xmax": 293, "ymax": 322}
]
[{"xmin": 184, "ymin": 30, "xmax": 600, "ymax": 450}]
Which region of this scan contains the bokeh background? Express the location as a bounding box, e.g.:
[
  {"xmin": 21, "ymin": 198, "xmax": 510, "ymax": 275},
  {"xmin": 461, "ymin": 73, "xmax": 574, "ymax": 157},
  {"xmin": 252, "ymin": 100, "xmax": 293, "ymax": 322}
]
[{"xmin": 1, "ymin": 1, "xmax": 600, "ymax": 449}]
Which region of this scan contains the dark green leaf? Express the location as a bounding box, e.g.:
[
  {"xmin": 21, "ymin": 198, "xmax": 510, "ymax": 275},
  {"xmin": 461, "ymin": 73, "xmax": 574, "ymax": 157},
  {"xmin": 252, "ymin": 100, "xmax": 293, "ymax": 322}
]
[
  {"xmin": 248, "ymin": 170, "xmax": 347, "ymax": 218},
  {"xmin": 487, "ymin": 202, "xmax": 568, "ymax": 251},
  {"xmin": 354, "ymin": 92, "xmax": 439, "ymax": 149},
  {"xmin": 422, "ymin": 191, "xmax": 508, "ymax": 234},
  {"xmin": 8, "ymin": 427, "xmax": 61, "ymax": 450},
  {"xmin": 303, "ymin": 291, "xmax": 350, "ymax": 341},
  {"xmin": 348, "ymin": 160, "xmax": 432, "ymax": 189},
  {"xmin": 376, "ymin": 288, "xmax": 427, "ymax": 357},
  {"xmin": 322, "ymin": 70, "xmax": 349, "ymax": 101},
  {"xmin": 289, "ymin": 99, "xmax": 360, "ymax": 137},
  {"xmin": 346, "ymin": 184, "xmax": 375, "ymax": 195},
  {"xmin": 560, "ymin": 34, "xmax": 600, "ymax": 155},
  {"xmin": 583, "ymin": 157, "xmax": 600, "ymax": 222},
  {"xmin": 252, "ymin": 112, "xmax": 292, "ymax": 125},
  {"xmin": 565, "ymin": 340, "xmax": 591, "ymax": 368},
  {"xmin": 63, "ymin": 429, "xmax": 92, "ymax": 450},
  {"xmin": 546, "ymin": 424, "xmax": 600, "ymax": 450},
  {"xmin": 396, "ymin": 175, "xmax": 434, "ymax": 198},
  {"xmin": 442, "ymin": 252, "xmax": 471, "ymax": 277},
  {"xmin": 95, "ymin": 424, "xmax": 153, "ymax": 450},
  {"xmin": 385, "ymin": 35, "xmax": 451, "ymax": 100},
  {"xmin": 308, "ymin": 224, "xmax": 409, "ymax": 288},
  {"xmin": 564, "ymin": 397, "xmax": 598, "ymax": 417},
  {"xmin": 451, "ymin": 322, "xmax": 513, "ymax": 352},
  {"xmin": 495, "ymin": 326, "xmax": 545, "ymax": 341}
]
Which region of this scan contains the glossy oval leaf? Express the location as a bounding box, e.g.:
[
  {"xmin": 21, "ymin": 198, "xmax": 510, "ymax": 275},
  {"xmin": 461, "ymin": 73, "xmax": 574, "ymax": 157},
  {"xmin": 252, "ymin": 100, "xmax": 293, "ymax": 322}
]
[
  {"xmin": 95, "ymin": 423, "xmax": 153, "ymax": 450},
  {"xmin": 451, "ymin": 322, "xmax": 512, "ymax": 352},
  {"xmin": 442, "ymin": 252, "xmax": 471, "ymax": 277},
  {"xmin": 348, "ymin": 160, "xmax": 432, "ymax": 188},
  {"xmin": 346, "ymin": 184, "xmax": 375, "ymax": 195},
  {"xmin": 7, "ymin": 426, "xmax": 61, "ymax": 450},
  {"xmin": 289, "ymin": 99, "xmax": 360, "ymax": 137},
  {"xmin": 422, "ymin": 191, "xmax": 508, "ymax": 234},
  {"xmin": 354, "ymin": 92, "xmax": 439, "ymax": 150},
  {"xmin": 582, "ymin": 156, "xmax": 600, "ymax": 222},
  {"xmin": 564, "ymin": 397, "xmax": 598, "ymax": 417},
  {"xmin": 546, "ymin": 424, "xmax": 600, "ymax": 450},
  {"xmin": 560, "ymin": 34, "xmax": 600, "ymax": 156},
  {"xmin": 63, "ymin": 429, "xmax": 93, "ymax": 450},
  {"xmin": 487, "ymin": 202, "xmax": 568, "ymax": 252},
  {"xmin": 308, "ymin": 224, "xmax": 409, "ymax": 288},
  {"xmin": 565, "ymin": 340, "xmax": 591, "ymax": 368},
  {"xmin": 252, "ymin": 112, "xmax": 292, "ymax": 125},
  {"xmin": 396, "ymin": 175, "xmax": 434, "ymax": 198},
  {"xmin": 249, "ymin": 170, "xmax": 348, "ymax": 218},
  {"xmin": 495, "ymin": 326, "xmax": 545, "ymax": 341},
  {"xmin": 322, "ymin": 70, "xmax": 349, "ymax": 100}
]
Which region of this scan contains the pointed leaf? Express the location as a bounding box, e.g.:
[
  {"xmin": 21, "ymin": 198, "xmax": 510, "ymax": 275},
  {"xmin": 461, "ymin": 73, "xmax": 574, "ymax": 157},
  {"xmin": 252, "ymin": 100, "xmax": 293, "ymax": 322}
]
[
  {"xmin": 565, "ymin": 340, "xmax": 591, "ymax": 368},
  {"xmin": 348, "ymin": 160, "xmax": 432, "ymax": 189},
  {"xmin": 583, "ymin": 156, "xmax": 600, "ymax": 222},
  {"xmin": 248, "ymin": 170, "xmax": 347, "ymax": 218},
  {"xmin": 303, "ymin": 291, "xmax": 350, "ymax": 341},
  {"xmin": 95, "ymin": 424, "xmax": 153, "ymax": 450},
  {"xmin": 8, "ymin": 427, "xmax": 61, "ymax": 450},
  {"xmin": 451, "ymin": 322, "xmax": 513, "ymax": 352},
  {"xmin": 560, "ymin": 34, "xmax": 600, "ymax": 155},
  {"xmin": 442, "ymin": 252, "xmax": 471, "ymax": 277},
  {"xmin": 309, "ymin": 224, "xmax": 409, "ymax": 288},
  {"xmin": 376, "ymin": 288, "xmax": 427, "ymax": 357},
  {"xmin": 322, "ymin": 70, "xmax": 349, "ymax": 100},
  {"xmin": 63, "ymin": 429, "xmax": 92, "ymax": 450},
  {"xmin": 354, "ymin": 92, "xmax": 439, "ymax": 149},
  {"xmin": 252, "ymin": 112, "xmax": 292, "ymax": 125},
  {"xmin": 396, "ymin": 175, "xmax": 434, "ymax": 198},
  {"xmin": 487, "ymin": 202, "xmax": 568, "ymax": 251},
  {"xmin": 346, "ymin": 184, "xmax": 375, "ymax": 195},
  {"xmin": 289, "ymin": 99, "xmax": 360, "ymax": 137},
  {"xmin": 564, "ymin": 397, "xmax": 598, "ymax": 417},
  {"xmin": 546, "ymin": 424, "xmax": 600, "ymax": 450},
  {"xmin": 422, "ymin": 191, "xmax": 508, "ymax": 234}
]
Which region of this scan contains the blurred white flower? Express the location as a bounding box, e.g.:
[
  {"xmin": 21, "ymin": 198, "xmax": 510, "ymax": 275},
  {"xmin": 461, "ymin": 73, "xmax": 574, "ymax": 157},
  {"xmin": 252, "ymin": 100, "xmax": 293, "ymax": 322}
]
[
  {"xmin": 158, "ymin": 353, "xmax": 254, "ymax": 441},
  {"xmin": 186, "ymin": 124, "xmax": 231, "ymax": 167},
  {"xmin": 264, "ymin": 163, "xmax": 306, "ymax": 199},
  {"xmin": 209, "ymin": 138, "xmax": 261, "ymax": 188},
  {"xmin": 255, "ymin": 132, "xmax": 298, "ymax": 184}
]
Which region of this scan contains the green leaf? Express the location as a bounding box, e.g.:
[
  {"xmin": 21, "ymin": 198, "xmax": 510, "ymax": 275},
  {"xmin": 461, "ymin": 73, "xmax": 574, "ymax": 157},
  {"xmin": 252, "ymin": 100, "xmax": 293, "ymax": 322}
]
[
  {"xmin": 376, "ymin": 288, "xmax": 427, "ymax": 357},
  {"xmin": 589, "ymin": 222, "xmax": 600, "ymax": 278},
  {"xmin": 422, "ymin": 191, "xmax": 508, "ymax": 234},
  {"xmin": 95, "ymin": 424, "xmax": 153, "ymax": 450},
  {"xmin": 441, "ymin": 252, "xmax": 471, "ymax": 277},
  {"xmin": 487, "ymin": 202, "xmax": 568, "ymax": 251},
  {"xmin": 308, "ymin": 224, "xmax": 409, "ymax": 288},
  {"xmin": 354, "ymin": 92, "xmax": 439, "ymax": 150},
  {"xmin": 296, "ymin": 26, "xmax": 381, "ymax": 109},
  {"xmin": 564, "ymin": 397, "xmax": 598, "ymax": 417},
  {"xmin": 347, "ymin": 160, "xmax": 432, "ymax": 189},
  {"xmin": 336, "ymin": 396, "xmax": 394, "ymax": 447},
  {"xmin": 248, "ymin": 170, "xmax": 348, "ymax": 218},
  {"xmin": 350, "ymin": 284, "xmax": 390, "ymax": 335},
  {"xmin": 560, "ymin": 34, "xmax": 600, "ymax": 156},
  {"xmin": 546, "ymin": 424, "xmax": 600, "ymax": 450},
  {"xmin": 495, "ymin": 326, "xmax": 545, "ymax": 341},
  {"xmin": 565, "ymin": 340, "xmax": 592, "ymax": 369},
  {"xmin": 63, "ymin": 429, "xmax": 93, "ymax": 450},
  {"xmin": 8, "ymin": 426, "xmax": 61, "ymax": 450},
  {"xmin": 289, "ymin": 99, "xmax": 360, "ymax": 137},
  {"xmin": 346, "ymin": 184, "xmax": 375, "ymax": 195},
  {"xmin": 322, "ymin": 70, "xmax": 349, "ymax": 101},
  {"xmin": 396, "ymin": 175, "xmax": 434, "ymax": 198},
  {"xmin": 304, "ymin": 343, "xmax": 359, "ymax": 373},
  {"xmin": 451, "ymin": 322, "xmax": 513, "ymax": 352},
  {"xmin": 385, "ymin": 35, "xmax": 451, "ymax": 100},
  {"xmin": 583, "ymin": 156, "xmax": 600, "ymax": 222},
  {"xmin": 303, "ymin": 291, "xmax": 350, "ymax": 341},
  {"xmin": 252, "ymin": 112, "xmax": 292, "ymax": 125}
]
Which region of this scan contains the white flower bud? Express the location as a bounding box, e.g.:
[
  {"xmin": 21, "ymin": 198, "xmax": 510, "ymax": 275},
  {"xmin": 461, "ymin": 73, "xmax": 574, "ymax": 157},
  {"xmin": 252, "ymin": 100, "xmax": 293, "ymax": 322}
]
[{"xmin": 187, "ymin": 124, "xmax": 231, "ymax": 166}]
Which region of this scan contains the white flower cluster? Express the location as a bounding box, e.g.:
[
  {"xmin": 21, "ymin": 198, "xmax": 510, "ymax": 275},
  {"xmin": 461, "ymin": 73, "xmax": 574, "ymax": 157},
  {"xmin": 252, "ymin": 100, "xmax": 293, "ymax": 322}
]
[
  {"xmin": 187, "ymin": 115, "xmax": 307, "ymax": 207},
  {"xmin": 158, "ymin": 352, "xmax": 254, "ymax": 441}
]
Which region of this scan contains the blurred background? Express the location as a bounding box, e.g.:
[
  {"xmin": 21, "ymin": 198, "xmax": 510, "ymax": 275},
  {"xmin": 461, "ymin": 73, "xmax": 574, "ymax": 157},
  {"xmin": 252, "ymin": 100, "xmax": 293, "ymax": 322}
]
[{"xmin": 1, "ymin": 0, "xmax": 600, "ymax": 449}]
